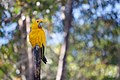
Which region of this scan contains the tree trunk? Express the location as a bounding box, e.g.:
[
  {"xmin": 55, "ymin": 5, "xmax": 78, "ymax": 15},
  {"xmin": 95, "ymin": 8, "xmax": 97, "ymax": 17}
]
[
  {"xmin": 56, "ymin": 0, "xmax": 73, "ymax": 80},
  {"xmin": 33, "ymin": 46, "xmax": 41, "ymax": 80},
  {"xmin": 26, "ymin": 16, "xmax": 34, "ymax": 80},
  {"xmin": 18, "ymin": 18, "xmax": 28, "ymax": 79},
  {"xmin": 18, "ymin": 16, "xmax": 33, "ymax": 80}
]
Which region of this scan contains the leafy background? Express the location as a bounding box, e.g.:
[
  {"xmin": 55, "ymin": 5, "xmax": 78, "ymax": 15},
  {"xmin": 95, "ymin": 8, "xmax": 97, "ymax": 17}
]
[{"xmin": 0, "ymin": 0, "xmax": 120, "ymax": 80}]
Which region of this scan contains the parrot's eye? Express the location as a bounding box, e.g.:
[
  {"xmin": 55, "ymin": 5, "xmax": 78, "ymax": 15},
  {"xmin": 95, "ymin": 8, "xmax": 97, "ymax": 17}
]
[{"xmin": 37, "ymin": 21, "xmax": 39, "ymax": 23}]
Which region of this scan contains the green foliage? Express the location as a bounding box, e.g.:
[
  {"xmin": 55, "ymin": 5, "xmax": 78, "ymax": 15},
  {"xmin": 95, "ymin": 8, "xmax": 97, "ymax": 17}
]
[{"xmin": 0, "ymin": 0, "xmax": 120, "ymax": 80}]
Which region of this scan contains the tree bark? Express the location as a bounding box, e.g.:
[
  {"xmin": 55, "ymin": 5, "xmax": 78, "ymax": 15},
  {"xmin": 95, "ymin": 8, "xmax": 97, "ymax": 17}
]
[
  {"xmin": 56, "ymin": 0, "xmax": 73, "ymax": 80},
  {"xmin": 18, "ymin": 18, "xmax": 28, "ymax": 79},
  {"xmin": 26, "ymin": 16, "xmax": 34, "ymax": 80},
  {"xmin": 18, "ymin": 16, "xmax": 33, "ymax": 80},
  {"xmin": 33, "ymin": 46, "xmax": 41, "ymax": 80}
]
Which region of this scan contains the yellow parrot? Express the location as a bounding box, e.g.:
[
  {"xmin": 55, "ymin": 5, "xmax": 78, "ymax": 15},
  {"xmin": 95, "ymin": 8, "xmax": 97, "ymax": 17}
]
[{"xmin": 29, "ymin": 19, "xmax": 47, "ymax": 64}]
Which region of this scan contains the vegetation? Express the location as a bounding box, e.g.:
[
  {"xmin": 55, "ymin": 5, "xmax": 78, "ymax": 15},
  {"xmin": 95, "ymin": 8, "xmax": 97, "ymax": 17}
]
[{"xmin": 0, "ymin": 0, "xmax": 120, "ymax": 80}]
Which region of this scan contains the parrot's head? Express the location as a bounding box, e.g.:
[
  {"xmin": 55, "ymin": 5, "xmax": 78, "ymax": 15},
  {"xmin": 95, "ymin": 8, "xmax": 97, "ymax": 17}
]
[{"xmin": 31, "ymin": 19, "xmax": 45, "ymax": 29}]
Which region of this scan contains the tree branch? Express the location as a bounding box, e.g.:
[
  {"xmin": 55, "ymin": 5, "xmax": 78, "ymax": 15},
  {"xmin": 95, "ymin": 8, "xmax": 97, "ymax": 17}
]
[{"xmin": 56, "ymin": 0, "xmax": 73, "ymax": 80}]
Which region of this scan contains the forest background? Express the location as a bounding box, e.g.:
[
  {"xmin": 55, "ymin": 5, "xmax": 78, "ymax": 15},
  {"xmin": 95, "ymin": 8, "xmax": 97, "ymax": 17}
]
[{"xmin": 0, "ymin": 0, "xmax": 120, "ymax": 80}]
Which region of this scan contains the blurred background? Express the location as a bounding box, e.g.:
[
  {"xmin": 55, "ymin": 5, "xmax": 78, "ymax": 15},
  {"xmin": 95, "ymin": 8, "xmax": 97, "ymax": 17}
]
[{"xmin": 0, "ymin": 0, "xmax": 120, "ymax": 80}]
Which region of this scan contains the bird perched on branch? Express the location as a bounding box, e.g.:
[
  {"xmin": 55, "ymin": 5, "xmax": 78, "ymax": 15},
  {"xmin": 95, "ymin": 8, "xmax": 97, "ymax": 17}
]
[{"xmin": 29, "ymin": 19, "xmax": 47, "ymax": 64}]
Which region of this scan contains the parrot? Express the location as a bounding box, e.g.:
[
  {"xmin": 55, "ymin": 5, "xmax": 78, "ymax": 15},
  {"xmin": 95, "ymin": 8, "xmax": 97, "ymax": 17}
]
[{"xmin": 29, "ymin": 19, "xmax": 47, "ymax": 64}]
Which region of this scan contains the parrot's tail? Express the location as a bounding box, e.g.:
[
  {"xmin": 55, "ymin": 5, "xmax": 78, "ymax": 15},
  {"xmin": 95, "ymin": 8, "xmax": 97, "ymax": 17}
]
[
  {"xmin": 41, "ymin": 44, "xmax": 47, "ymax": 64},
  {"xmin": 42, "ymin": 56, "xmax": 47, "ymax": 64},
  {"xmin": 33, "ymin": 44, "xmax": 47, "ymax": 64}
]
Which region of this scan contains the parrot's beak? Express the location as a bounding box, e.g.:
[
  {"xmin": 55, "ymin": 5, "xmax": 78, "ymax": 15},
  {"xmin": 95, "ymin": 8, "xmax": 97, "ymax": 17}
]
[{"xmin": 38, "ymin": 22, "xmax": 42, "ymax": 28}]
